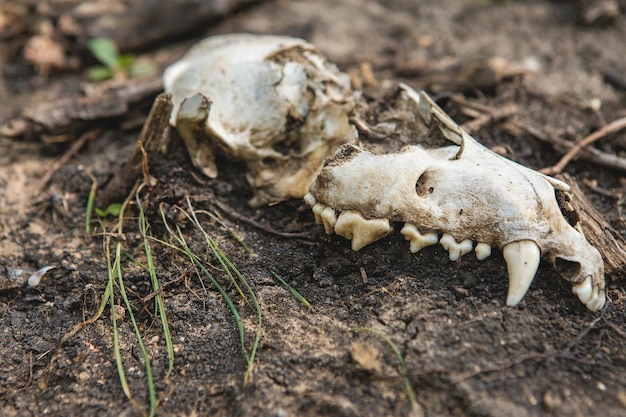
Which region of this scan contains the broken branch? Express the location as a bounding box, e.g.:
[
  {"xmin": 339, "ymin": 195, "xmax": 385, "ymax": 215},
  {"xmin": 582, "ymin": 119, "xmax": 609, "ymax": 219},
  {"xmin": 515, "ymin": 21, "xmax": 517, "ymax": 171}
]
[{"xmin": 541, "ymin": 117, "xmax": 626, "ymax": 175}]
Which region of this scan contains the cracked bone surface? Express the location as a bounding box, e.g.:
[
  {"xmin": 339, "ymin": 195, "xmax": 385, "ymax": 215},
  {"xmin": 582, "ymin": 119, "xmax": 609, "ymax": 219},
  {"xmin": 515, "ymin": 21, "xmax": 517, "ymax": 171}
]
[
  {"xmin": 163, "ymin": 34, "xmax": 358, "ymax": 206},
  {"xmin": 307, "ymin": 85, "xmax": 606, "ymax": 311}
]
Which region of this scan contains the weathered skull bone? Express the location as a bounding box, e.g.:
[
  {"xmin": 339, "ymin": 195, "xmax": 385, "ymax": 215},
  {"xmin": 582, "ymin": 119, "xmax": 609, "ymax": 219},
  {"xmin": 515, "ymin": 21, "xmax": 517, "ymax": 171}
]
[
  {"xmin": 306, "ymin": 85, "xmax": 606, "ymax": 311},
  {"xmin": 163, "ymin": 34, "xmax": 358, "ymax": 206}
]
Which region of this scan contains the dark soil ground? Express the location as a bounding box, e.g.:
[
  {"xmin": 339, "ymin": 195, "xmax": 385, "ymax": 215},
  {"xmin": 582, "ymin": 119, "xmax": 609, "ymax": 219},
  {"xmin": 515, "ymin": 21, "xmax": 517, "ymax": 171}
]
[{"xmin": 1, "ymin": 1, "xmax": 626, "ymax": 416}]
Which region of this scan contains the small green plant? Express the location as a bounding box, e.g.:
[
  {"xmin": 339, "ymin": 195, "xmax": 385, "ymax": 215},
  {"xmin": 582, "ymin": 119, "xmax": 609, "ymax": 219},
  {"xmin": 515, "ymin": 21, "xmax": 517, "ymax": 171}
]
[
  {"xmin": 95, "ymin": 202, "xmax": 123, "ymax": 218},
  {"xmin": 86, "ymin": 37, "xmax": 155, "ymax": 81}
]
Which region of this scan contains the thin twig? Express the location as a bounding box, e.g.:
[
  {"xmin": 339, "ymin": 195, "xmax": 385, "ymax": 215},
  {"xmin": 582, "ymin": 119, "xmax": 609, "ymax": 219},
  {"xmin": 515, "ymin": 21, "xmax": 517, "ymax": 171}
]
[
  {"xmin": 509, "ymin": 121, "xmax": 626, "ymax": 172},
  {"xmin": 567, "ymin": 316, "xmax": 603, "ymax": 350},
  {"xmin": 214, "ymin": 200, "xmax": 312, "ymax": 239},
  {"xmin": 605, "ymin": 321, "xmax": 626, "ymax": 339},
  {"xmin": 453, "ymin": 351, "xmax": 560, "ymax": 383},
  {"xmin": 350, "ymin": 116, "xmax": 388, "ymax": 140},
  {"xmin": 142, "ymin": 268, "xmax": 192, "ymax": 303},
  {"xmin": 37, "ymin": 129, "xmax": 100, "ymax": 192},
  {"xmin": 460, "ymin": 104, "xmax": 518, "ymax": 133},
  {"xmin": 540, "ymin": 117, "xmax": 626, "ymax": 175}
]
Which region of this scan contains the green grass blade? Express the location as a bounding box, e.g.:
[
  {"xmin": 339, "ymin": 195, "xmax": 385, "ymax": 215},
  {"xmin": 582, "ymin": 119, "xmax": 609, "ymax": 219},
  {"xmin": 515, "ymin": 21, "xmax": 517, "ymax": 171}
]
[
  {"xmin": 182, "ymin": 199, "xmax": 262, "ymax": 384},
  {"xmin": 138, "ymin": 199, "xmax": 174, "ymax": 377},
  {"xmin": 104, "ymin": 238, "xmax": 133, "ymax": 401},
  {"xmin": 269, "ymin": 269, "xmax": 313, "ymax": 311},
  {"xmin": 85, "ymin": 176, "xmax": 97, "ymax": 235},
  {"xmin": 222, "ymin": 254, "xmax": 262, "ymax": 386},
  {"xmin": 351, "ymin": 327, "xmax": 421, "ymax": 414},
  {"xmin": 158, "ymin": 210, "xmax": 250, "ymax": 365},
  {"xmin": 114, "ymin": 241, "xmax": 157, "ymax": 417}
]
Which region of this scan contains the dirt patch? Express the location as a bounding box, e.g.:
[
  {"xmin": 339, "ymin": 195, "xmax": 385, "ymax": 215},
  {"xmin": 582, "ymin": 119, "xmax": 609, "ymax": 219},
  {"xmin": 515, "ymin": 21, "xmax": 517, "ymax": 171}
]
[{"xmin": 1, "ymin": 1, "xmax": 625, "ymax": 417}]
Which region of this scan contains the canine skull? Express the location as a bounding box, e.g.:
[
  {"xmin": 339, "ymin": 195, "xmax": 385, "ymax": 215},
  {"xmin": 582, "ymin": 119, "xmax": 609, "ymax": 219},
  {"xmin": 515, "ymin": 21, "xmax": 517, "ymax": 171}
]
[
  {"xmin": 306, "ymin": 85, "xmax": 605, "ymax": 311},
  {"xmin": 163, "ymin": 34, "xmax": 358, "ymax": 206}
]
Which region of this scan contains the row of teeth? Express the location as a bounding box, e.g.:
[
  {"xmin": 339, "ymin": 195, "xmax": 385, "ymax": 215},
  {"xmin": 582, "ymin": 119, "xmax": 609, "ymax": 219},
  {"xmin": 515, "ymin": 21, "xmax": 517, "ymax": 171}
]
[{"xmin": 304, "ymin": 194, "xmax": 605, "ymax": 311}]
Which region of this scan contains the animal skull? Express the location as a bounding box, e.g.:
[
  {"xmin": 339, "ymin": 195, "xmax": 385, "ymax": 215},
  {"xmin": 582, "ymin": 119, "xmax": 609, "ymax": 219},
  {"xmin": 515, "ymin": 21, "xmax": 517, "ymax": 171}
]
[
  {"xmin": 163, "ymin": 34, "xmax": 358, "ymax": 206},
  {"xmin": 305, "ymin": 85, "xmax": 606, "ymax": 311}
]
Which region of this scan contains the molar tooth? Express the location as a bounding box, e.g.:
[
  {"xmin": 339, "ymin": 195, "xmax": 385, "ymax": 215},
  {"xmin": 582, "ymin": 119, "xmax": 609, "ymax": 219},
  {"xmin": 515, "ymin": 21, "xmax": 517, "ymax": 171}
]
[
  {"xmin": 334, "ymin": 210, "xmax": 391, "ymax": 251},
  {"xmin": 400, "ymin": 224, "xmax": 438, "ymax": 253},
  {"xmin": 303, "ymin": 193, "xmax": 317, "ymax": 207},
  {"xmin": 439, "ymin": 234, "xmax": 473, "ymax": 261},
  {"xmin": 502, "ymin": 240, "xmax": 541, "ymax": 306},
  {"xmin": 475, "ymin": 243, "xmax": 492, "ymax": 260},
  {"xmin": 320, "ymin": 206, "xmax": 337, "ymax": 235}
]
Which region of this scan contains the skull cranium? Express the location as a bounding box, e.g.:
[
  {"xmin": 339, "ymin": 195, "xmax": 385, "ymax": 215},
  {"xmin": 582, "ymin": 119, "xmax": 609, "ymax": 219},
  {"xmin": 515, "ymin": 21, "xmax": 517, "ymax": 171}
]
[
  {"xmin": 163, "ymin": 34, "xmax": 358, "ymax": 206},
  {"xmin": 306, "ymin": 85, "xmax": 606, "ymax": 311}
]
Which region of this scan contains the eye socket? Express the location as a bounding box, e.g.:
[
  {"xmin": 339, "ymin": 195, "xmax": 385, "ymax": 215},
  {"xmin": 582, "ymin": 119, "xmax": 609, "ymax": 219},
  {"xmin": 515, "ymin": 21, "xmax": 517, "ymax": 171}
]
[
  {"xmin": 415, "ymin": 172, "xmax": 434, "ymax": 196},
  {"xmin": 554, "ymin": 257, "xmax": 582, "ymax": 280},
  {"xmin": 262, "ymin": 157, "xmax": 277, "ymax": 167}
]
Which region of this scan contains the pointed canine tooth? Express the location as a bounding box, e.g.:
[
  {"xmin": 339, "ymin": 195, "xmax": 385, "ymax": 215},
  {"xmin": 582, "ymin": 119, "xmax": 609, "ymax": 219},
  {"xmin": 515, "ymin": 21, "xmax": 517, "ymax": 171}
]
[
  {"xmin": 303, "ymin": 193, "xmax": 317, "ymax": 207},
  {"xmin": 572, "ymin": 277, "xmax": 605, "ymax": 312},
  {"xmin": 588, "ymin": 286, "xmax": 604, "ymax": 312},
  {"xmin": 572, "ymin": 276, "xmax": 592, "ymax": 303},
  {"xmin": 475, "ymin": 243, "xmax": 492, "ymax": 260},
  {"xmin": 320, "ymin": 206, "xmax": 337, "ymax": 235},
  {"xmin": 502, "ymin": 240, "xmax": 541, "ymax": 306},
  {"xmin": 400, "ymin": 224, "xmax": 438, "ymax": 253},
  {"xmin": 589, "ymin": 289, "xmax": 606, "ymax": 312},
  {"xmin": 439, "ymin": 234, "xmax": 473, "ymax": 261},
  {"xmin": 334, "ymin": 210, "xmax": 391, "ymax": 251}
]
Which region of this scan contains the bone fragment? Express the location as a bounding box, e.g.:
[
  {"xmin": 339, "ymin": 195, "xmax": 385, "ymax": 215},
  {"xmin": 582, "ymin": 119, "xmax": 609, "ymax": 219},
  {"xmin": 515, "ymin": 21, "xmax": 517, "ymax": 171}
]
[
  {"xmin": 400, "ymin": 224, "xmax": 439, "ymax": 253},
  {"xmin": 28, "ymin": 266, "xmax": 56, "ymax": 287},
  {"xmin": 176, "ymin": 93, "xmax": 217, "ymax": 178},
  {"xmin": 439, "ymin": 234, "xmax": 473, "ymax": 261},
  {"xmin": 502, "ymin": 240, "xmax": 541, "ymax": 306},
  {"xmin": 334, "ymin": 211, "xmax": 391, "ymax": 251},
  {"xmin": 475, "ymin": 243, "xmax": 492, "ymax": 260},
  {"xmin": 164, "ymin": 34, "xmax": 358, "ymax": 206}
]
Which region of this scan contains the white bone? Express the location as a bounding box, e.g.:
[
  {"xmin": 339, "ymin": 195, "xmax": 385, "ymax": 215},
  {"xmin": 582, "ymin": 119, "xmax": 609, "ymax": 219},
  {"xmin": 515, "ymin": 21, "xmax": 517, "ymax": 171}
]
[
  {"xmin": 502, "ymin": 240, "xmax": 541, "ymax": 306},
  {"xmin": 164, "ymin": 34, "xmax": 358, "ymax": 206},
  {"xmin": 475, "ymin": 243, "xmax": 492, "ymax": 260},
  {"xmin": 334, "ymin": 210, "xmax": 391, "ymax": 251},
  {"xmin": 308, "ymin": 86, "xmax": 606, "ymax": 311},
  {"xmin": 400, "ymin": 223, "xmax": 439, "ymax": 253},
  {"xmin": 440, "ymin": 234, "xmax": 473, "ymax": 261}
]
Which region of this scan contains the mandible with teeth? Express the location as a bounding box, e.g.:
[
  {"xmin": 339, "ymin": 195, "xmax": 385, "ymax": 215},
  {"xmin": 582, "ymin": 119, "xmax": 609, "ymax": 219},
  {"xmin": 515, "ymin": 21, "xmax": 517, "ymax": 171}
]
[{"xmin": 306, "ymin": 85, "xmax": 606, "ymax": 312}]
